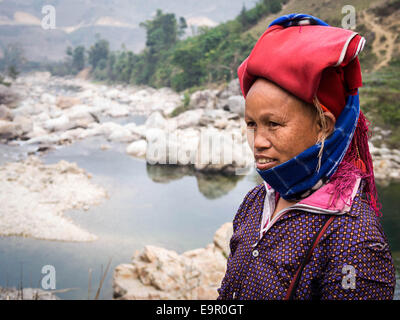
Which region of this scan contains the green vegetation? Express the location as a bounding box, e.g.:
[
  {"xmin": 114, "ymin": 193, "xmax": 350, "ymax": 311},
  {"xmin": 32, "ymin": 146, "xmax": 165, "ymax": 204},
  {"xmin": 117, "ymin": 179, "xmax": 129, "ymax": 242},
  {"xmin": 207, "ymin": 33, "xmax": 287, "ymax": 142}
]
[
  {"xmin": 170, "ymin": 91, "xmax": 191, "ymax": 117},
  {"xmin": 360, "ymin": 58, "xmax": 400, "ymax": 148},
  {"xmin": 47, "ymin": 0, "xmax": 287, "ymax": 91},
  {"xmin": 67, "ymin": 45, "xmax": 86, "ymax": 74},
  {"xmin": 0, "ymin": 43, "xmax": 26, "ymax": 82}
]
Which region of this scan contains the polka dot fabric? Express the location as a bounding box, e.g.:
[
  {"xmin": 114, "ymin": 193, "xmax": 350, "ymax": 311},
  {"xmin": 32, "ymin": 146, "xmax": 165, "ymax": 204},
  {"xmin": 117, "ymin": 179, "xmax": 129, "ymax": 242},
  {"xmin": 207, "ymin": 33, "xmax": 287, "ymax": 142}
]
[{"xmin": 217, "ymin": 179, "xmax": 396, "ymax": 300}]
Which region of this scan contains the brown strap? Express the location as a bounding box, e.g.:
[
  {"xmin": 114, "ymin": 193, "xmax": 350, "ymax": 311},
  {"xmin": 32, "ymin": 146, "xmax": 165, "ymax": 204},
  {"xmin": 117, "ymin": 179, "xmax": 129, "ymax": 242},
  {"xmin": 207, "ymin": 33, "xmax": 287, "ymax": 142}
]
[{"xmin": 284, "ymin": 215, "xmax": 336, "ymax": 300}]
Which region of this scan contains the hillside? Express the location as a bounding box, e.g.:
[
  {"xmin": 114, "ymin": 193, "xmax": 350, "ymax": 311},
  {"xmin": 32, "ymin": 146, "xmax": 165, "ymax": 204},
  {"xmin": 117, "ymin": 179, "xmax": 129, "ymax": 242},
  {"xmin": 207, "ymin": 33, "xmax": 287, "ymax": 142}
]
[{"xmin": 247, "ymin": 0, "xmax": 400, "ymax": 72}]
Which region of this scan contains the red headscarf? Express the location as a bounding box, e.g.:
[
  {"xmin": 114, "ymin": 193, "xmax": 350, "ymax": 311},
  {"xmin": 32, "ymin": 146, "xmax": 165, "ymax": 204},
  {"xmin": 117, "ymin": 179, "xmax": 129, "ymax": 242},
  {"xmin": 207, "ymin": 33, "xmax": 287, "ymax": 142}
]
[{"xmin": 238, "ymin": 24, "xmax": 365, "ymax": 119}]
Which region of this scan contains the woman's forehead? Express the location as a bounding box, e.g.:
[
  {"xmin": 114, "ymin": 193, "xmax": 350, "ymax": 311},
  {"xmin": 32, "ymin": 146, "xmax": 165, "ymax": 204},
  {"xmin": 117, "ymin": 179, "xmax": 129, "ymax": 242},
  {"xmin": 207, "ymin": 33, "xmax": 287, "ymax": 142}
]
[{"xmin": 245, "ymin": 79, "xmax": 302, "ymax": 115}]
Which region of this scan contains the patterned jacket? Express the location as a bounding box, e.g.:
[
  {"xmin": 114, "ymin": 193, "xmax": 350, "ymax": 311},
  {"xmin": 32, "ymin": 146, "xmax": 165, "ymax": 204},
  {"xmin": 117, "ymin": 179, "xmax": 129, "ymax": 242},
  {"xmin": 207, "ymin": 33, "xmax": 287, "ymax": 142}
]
[{"xmin": 217, "ymin": 177, "xmax": 396, "ymax": 300}]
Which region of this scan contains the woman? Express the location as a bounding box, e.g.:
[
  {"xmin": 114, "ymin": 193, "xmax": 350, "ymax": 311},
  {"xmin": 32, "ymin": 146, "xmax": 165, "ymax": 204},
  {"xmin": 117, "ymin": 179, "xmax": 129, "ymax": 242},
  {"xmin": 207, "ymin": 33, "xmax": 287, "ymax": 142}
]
[{"xmin": 217, "ymin": 14, "xmax": 396, "ymax": 300}]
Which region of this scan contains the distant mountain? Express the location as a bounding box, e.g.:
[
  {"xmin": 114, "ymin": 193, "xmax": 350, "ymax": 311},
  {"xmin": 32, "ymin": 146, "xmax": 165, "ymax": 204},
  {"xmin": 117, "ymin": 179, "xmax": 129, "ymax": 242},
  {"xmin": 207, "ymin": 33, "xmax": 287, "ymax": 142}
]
[{"xmin": 0, "ymin": 0, "xmax": 257, "ymax": 62}]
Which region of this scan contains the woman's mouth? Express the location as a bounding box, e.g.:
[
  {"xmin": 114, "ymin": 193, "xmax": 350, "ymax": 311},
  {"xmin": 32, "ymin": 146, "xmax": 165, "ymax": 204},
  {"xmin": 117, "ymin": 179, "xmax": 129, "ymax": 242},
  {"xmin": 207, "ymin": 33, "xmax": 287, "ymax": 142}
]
[{"xmin": 255, "ymin": 157, "xmax": 278, "ymax": 170}]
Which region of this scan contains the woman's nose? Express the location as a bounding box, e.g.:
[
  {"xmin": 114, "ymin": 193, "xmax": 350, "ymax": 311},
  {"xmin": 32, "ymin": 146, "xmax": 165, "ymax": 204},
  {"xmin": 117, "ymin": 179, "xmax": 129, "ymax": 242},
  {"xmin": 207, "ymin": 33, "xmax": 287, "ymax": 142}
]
[{"xmin": 248, "ymin": 128, "xmax": 272, "ymax": 150}]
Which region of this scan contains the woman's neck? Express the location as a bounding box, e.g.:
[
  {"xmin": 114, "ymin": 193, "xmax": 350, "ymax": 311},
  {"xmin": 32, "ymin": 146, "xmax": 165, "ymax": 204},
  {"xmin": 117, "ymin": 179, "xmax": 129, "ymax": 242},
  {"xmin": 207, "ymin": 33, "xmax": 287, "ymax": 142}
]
[{"xmin": 272, "ymin": 197, "xmax": 299, "ymax": 220}]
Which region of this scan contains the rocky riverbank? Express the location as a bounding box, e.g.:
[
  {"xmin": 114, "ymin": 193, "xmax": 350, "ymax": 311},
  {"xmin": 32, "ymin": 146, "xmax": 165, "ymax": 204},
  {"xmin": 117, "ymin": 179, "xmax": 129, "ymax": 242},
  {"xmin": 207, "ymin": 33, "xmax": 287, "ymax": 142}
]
[
  {"xmin": 1, "ymin": 72, "xmax": 399, "ymax": 180},
  {"xmin": 113, "ymin": 223, "xmax": 232, "ymax": 300},
  {"xmin": 0, "ymin": 72, "xmax": 253, "ymax": 174},
  {"xmin": 0, "ymin": 155, "xmax": 108, "ymax": 241}
]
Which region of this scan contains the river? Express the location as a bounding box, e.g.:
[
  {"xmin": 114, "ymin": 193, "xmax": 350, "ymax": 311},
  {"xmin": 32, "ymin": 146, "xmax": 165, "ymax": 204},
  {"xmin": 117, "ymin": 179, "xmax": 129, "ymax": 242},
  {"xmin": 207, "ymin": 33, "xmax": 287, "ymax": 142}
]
[{"xmin": 0, "ymin": 135, "xmax": 398, "ymax": 299}]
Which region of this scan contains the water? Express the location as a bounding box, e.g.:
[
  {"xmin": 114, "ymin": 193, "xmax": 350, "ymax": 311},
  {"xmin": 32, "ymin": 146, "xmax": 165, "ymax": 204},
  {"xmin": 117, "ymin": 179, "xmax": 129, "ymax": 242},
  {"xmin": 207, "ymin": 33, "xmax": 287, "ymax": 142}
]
[
  {"xmin": 0, "ymin": 137, "xmax": 398, "ymax": 299},
  {"xmin": 0, "ymin": 136, "xmax": 257, "ymax": 299}
]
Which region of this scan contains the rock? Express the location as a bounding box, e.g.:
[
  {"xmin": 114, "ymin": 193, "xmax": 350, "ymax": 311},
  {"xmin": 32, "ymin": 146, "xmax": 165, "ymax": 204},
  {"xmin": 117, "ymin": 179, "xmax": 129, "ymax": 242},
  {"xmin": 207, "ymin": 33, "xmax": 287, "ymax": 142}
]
[
  {"xmin": 13, "ymin": 115, "xmax": 33, "ymax": 135},
  {"xmin": 0, "ymin": 156, "xmax": 107, "ymax": 241},
  {"xmin": 126, "ymin": 124, "xmax": 147, "ymax": 139},
  {"xmin": 126, "ymin": 140, "xmax": 147, "ymax": 158},
  {"xmin": 66, "ymin": 104, "xmax": 97, "ymax": 128},
  {"xmin": 75, "ymin": 67, "xmax": 91, "ymax": 80},
  {"xmin": 105, "ymin": 88, "xmax": 123, "ymax": 100},
  {"xmin": 100, "ymin": 144, "xmax": 111, "ymax": 150},
  {"xmin": 0, "ymin": 84, "xmax": 19, "ymax": 107},
  {"xmin": 26, "ymin": 124, "xmax": 48, "ymax": 139},
  {"xmin": 379, "ymin": 147, "xmax": 391, "ymax": 155},
  {"xmin": 214, "ymin": 118, "xmax": 228, "ymax": 129},
  {"xmin": 129, "ymin": 87, "xmax": 181, "ymax": 115},
  {"xmin": 0, "ymin": 104, "xmax": 13, "ymax": 120},
  {"xmin": 112, "ymin": 223, "xmax": 233, "ymax": 300},
  {"xmin": 40, "ymin": 93, "xmax": 56, "ymax": 105},
  {"xmin": 56, "ymin": 96, "xmax": 81, "ymax": 109},
  {"xmin": 189, "ymin": 89, "xmax": 218, "ymax": 109},
  {"xmin": 199, "ymin": 109, "xmax": 238, "ymax": 127},
  {"xmin": 218, "ymin": 79, "xmax": 241, "ymax": 99},
  {"xmin": 44, "ymin": 115, "xmax": 74, "ymax": 132},
  {"xmin": 225, "ymin": 95, "xmax": 245, "ymax": 116},
  {"xmin": 24, "ymin": 133, "xmax": 62, "ymax": 145},
  {"xmin": 104, "ymin": 101, "xmax": 130, "ymax": 118},
  {"xmin": 175, "ymin": 109, "xmax": 204, "ymax": 129},
  {"xmin": 0, "ymin": 119, "xmax": 19, "ymax": 139},
  {"xmin": 108, "ymin": 126, "xmax": 137, "ymax": 143},
  {"xmin": 213, "ymin": 222, "xmax": 233, "ymax": 258},
  {"xmin": 59, "ymin": 128, "xmax": 86, "ymax": 142},
  {"xmin": 389, "ymin": 170, "xmax": 400, "ymax": 179},
  {"xmin": 97, "ymin": 122, "xmax": 124, "ymax": 137},
  {"xmin": 35, "ymin": 112, "xmax": 51, "ymax": 123},
  {"xmin": 145, "ymin": 111, "xmax": 167, "ymax": 130}
]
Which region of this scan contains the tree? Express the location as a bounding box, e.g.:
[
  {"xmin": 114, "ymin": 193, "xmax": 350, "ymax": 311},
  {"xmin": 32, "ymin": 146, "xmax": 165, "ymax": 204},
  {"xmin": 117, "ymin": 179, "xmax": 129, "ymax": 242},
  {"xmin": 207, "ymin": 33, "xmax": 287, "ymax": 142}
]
[
  {"xmin": 238, "ymin": 4, "xmax": 249, "ymax": 27},
  {"xmin": 72, "ymin": 46, "xmax": 85, "ymax": 72},
  {"xmin": 88, "ymin": 37, "xmax": 110, "ymax": 70},
  {"xmin": 140, "ymin": 9, "xmax": 179, "ymax": 54},
  {"xmin": 263, "ymin": 0, "xmax": 282, "ymax": 14},
  {"xmin": 7, "ymin": 65, "xmax": 19, "ymax": 80},
  {"xmin": 0, "ymin": 43, "xmax": 26, "ymax": 73},
  {"xmin": 178, "ymin": 17, "xmax": 188, "ymax": 38}
]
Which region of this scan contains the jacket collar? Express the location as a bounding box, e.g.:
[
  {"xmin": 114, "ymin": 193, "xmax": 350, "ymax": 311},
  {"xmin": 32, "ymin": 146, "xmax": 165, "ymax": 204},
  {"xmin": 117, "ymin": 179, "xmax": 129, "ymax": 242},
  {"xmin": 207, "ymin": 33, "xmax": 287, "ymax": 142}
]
[{"xmin": 263, "ymin": 176, "xmax": 362, "ymax": 215}]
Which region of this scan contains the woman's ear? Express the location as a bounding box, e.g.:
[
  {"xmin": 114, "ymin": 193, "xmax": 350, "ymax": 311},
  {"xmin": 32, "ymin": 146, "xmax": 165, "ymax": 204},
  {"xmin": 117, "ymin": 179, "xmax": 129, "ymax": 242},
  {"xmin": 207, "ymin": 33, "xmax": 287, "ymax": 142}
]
[
  {"xmin": 323, "ymin": 111, "xmax": 336, "ymax": 136},
  {"xmin": 316, "ymin": 110, "xmax": 336, "ymax": 141}
]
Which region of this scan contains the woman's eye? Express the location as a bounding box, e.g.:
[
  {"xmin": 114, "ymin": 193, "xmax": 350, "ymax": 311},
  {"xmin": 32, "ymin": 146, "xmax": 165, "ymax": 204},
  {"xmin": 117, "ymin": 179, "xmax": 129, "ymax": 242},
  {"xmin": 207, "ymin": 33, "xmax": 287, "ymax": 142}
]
[
  {"xmin": 269, "ymin": 121, "xmax": 280, "ymax": 127},
  {"xmin": 246, "ymin": 121, "xmax": 256, "ymax": 127}
]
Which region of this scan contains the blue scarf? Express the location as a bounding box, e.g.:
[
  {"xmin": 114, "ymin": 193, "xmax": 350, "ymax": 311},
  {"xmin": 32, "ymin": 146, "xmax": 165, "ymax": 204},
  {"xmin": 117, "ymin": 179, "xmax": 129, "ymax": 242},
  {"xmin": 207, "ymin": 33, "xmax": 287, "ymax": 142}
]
[{"xmin": 256, "ymin": 94, "xmax": 360, "ymax": 200}]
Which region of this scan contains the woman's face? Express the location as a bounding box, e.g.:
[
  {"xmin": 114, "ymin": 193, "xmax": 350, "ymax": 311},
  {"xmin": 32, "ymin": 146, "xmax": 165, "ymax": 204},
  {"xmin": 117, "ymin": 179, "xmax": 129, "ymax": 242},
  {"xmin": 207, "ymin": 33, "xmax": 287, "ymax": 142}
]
[{"xmin": 245, "ymin": 78, "xmax": 326, "ymax": 171}]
